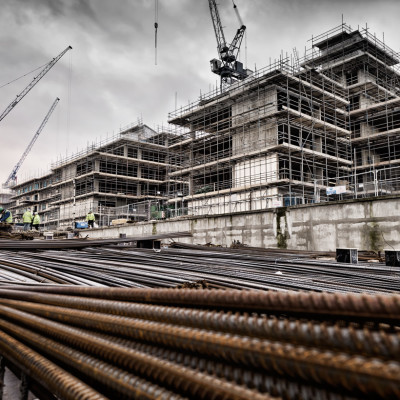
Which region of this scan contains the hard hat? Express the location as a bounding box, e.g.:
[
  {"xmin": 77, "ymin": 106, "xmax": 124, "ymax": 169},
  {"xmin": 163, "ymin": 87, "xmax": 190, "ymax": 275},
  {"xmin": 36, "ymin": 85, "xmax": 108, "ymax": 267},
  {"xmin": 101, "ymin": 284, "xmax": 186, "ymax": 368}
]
[{"xmin": 0, "ymin": 207, "xmax": 4, "ymax": 213}]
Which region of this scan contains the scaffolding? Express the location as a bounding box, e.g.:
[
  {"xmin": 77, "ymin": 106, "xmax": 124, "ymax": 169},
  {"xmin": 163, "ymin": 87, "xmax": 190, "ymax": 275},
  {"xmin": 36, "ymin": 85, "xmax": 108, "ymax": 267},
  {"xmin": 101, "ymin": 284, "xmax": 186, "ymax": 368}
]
[
  {"xmin": 167, "ymin": 23, "xmax": 400, "ymax": 216},
  {"xmin": 9, "ymin": 122, "xmax": 184, "ymax": 229}
]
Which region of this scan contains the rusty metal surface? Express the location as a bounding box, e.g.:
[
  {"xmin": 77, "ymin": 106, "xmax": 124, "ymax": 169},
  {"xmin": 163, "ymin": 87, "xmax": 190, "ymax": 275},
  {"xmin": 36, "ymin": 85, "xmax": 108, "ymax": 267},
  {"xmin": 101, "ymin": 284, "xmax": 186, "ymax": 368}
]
[
  {"xmin": 0, "ymin": 328, "xmax": 106, "ymax": 400},
  {"xmin": 0, "ymin": 318, "xmax": 185, "ymax": 400},
  {"xmin": 0, "ymin": 298, "xmax": 399, "ymax": 399},
  {"xmin": 89, "ymin": 330, "xmax": 359, "ymax": 400},
  {"xmin": 5, "ymin": 286, "xmax": 399, "ymax": 321},
  {"xmin": 0, "ymin": 290, "xmax": 398, "ymax": 360},
  {"xmin": 0, "ymin": 244, "xmax": 398, "ymax": 399},
  {"xmin": 0, "ymin": 303, "xmax": 278, "ymax": 400}
]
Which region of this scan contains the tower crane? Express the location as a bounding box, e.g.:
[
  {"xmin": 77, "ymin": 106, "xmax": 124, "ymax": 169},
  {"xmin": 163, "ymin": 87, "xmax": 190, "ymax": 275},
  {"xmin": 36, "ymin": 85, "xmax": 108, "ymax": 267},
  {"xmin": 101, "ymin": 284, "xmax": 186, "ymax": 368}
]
[
  {"xmin": 3, "ymin": 97, "xmax": 60, "ymax": 188},
  {"xmin": 208, "ymin": 0, "xmax": 250, "ymax": 89},
  {"xmin": 0, "ymin": 46, "xmax": 71, "ymax": 124}
]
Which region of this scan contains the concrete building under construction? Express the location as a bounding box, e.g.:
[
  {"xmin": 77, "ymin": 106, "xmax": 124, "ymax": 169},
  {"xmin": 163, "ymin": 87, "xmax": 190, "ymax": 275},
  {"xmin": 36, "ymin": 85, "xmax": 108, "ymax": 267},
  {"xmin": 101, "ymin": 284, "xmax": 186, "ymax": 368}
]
[
  {"xmin": 9, "ymin": 123, "xmax": 183, "ymax": 228},
  {"xmin": 168, "ymin": 23, "xmax": 400, "ymax": 216},
  {"xmin": 8, "ymin": 23, "xmax": 400, "ymax": 231}
]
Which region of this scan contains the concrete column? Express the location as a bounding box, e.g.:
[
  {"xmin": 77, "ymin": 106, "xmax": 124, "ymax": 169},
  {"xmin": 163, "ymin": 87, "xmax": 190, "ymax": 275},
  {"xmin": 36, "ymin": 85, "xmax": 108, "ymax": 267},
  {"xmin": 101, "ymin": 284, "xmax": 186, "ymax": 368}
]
[{"xmin": 314, "ymin": 136, "xmax": 323, "ymax": 152}]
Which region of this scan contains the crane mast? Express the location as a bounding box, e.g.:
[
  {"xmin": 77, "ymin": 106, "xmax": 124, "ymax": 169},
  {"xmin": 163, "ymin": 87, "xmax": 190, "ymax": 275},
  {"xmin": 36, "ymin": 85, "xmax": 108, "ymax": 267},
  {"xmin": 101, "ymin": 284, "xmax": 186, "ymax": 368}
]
[
  {"xmin": 4, "ymin": 97, "xmax": 60, "ymax": 188},
  {"xmin": 208, "ymin": 0, "xmax": 250, "ymax": 89},
  {"xmin": 0, "ymin": 46, "xmax": 71, "ymax": 124}
]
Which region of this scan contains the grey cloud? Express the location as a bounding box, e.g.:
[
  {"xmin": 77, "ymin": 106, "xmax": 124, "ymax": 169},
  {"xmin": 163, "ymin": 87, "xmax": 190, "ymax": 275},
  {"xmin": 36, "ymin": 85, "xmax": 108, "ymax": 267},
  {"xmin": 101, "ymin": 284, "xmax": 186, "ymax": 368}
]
[{"xmin": 0, "ymin": 0, "xmax": 399, "ymax": 184}]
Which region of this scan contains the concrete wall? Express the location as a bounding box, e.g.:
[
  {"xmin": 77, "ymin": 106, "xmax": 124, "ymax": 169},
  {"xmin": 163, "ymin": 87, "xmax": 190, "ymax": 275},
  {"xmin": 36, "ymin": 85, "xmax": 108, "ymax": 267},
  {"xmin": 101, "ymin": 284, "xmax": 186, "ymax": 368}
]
[
  {"xmin": 86, "ymin": 195, "xmax": 400, "ymax": 252},
  {"xmin": 188, "ymin": 187, "xmax": 280, "ymax": 216},
  {"xmin": 231, "ymin": 87, "xmax": 277, "ymax": 128}
]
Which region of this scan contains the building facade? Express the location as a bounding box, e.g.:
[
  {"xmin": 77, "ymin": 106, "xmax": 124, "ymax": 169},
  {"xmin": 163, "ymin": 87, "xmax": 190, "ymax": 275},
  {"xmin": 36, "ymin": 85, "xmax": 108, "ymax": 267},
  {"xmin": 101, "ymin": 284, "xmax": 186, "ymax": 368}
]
[
  {"xmin": 10, "ymin": 123, "xmax": 183, "ymax": 228},
  {"xmin": 168, "ymin": 23, "xmax": 400, "ymax": 216}
]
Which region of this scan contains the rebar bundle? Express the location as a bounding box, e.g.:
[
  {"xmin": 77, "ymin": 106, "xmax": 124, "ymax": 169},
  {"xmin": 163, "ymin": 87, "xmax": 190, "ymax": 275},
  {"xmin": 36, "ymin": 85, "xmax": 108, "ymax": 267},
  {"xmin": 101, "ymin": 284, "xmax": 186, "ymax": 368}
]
[
  {"xmin": 0, "ymin": 244, "xmax": 399, "ymax": 398},
  {"xmin": 0, "ymin": 287, "xmax": 399, "ymax": 399},
  {"xmin": 0, "ymin": 245, "xmax": 398, "ymax": 293}
]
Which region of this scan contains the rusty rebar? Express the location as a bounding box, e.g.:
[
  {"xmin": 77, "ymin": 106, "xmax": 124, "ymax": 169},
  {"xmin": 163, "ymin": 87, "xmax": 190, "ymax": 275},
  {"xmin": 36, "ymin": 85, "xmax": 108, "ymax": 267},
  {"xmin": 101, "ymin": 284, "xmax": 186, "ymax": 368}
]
[
  {"xmin": 0, "ymin": 329, "xmax": 107, "ymax": 400},
  {"xmin": 0, "ymin": 290, "xmax": 397, "ymax": 360},
  {"xmin": 4, "ymin": 287, "xmax": 399, "ymax": 322},
  {"xmin": 0, "ymin": 317, "xmax": 186, "ymax": 400},
  {"xmin": 90, "ymin": 329, "xmax": 359, "ymax": 400},
  {"xmin": 1, "ymin": 300, "xmax": 399, "ymax": 398},
  {"xmin": 0, "ymin": 304, "xmax": 276, "ymax": 400}
]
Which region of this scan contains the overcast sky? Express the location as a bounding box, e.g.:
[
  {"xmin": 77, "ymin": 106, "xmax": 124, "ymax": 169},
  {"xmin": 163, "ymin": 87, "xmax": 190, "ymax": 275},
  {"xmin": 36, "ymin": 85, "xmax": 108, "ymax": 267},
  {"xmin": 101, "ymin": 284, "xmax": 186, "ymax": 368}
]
[{"xmin": 1, "ymin": 0, "xmax": 399, "ymax": 186}]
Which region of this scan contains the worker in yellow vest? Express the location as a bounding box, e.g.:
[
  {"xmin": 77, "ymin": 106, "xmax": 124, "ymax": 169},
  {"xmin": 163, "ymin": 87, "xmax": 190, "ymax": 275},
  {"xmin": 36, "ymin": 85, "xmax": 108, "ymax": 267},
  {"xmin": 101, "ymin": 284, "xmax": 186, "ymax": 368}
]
[
  {"xmin": 22, "ymin": 209, "xmax": 33, "ymax": 231},
  {"xmin": 0, "ymin": 207, "xmax": 13, "ymax": 233},
  {"xmin": 86, "ymin": 210, "xmax": 95, "ymax": 228},
  {"xmin": 32, "ymin": 212, "xmax": 41, "ymax": 231}
]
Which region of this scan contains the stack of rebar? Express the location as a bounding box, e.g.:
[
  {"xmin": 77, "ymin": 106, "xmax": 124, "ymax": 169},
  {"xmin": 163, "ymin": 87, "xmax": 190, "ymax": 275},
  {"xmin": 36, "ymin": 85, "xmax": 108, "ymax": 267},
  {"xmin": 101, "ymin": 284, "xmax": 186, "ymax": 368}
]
[
  {"xmin": 0, "ymin": 287, "xmax": 398, "ymax": 399},
  {"xmin": 0, "ymin": 245, "xmax": 398, "ymax": 293}
]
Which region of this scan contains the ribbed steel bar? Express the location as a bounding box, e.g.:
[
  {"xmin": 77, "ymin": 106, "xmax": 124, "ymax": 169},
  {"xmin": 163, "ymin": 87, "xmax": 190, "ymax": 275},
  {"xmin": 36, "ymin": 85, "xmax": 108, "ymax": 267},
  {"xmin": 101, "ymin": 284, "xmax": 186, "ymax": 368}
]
[
  {"xmin": 0, "ymin": 290, "xmax": 398, "ymax": 359},
  {"xmin": 7, "ymin": 287, "xmax": 400, "ymax": 322},
  {"xmin": 0, "ymin": 329, "xmax": 106, "ymax": 400},
  {"xmin": 0, "ymin": 318, "xmax": 186, "ymax": 400},
  {"xmin": 0, "ymin": 305, "xmax": 275, "ymax": 400},
  {"xmin": 1, "ymin": 300, "xmax": 399, "ymax": 398},
  {"xmin": 93, "ymin": 331, "xmax": 360, "ymax": 400},
  {"xmin": 0, "ymin": 245, "xmax": 399, "ymax": 292}
]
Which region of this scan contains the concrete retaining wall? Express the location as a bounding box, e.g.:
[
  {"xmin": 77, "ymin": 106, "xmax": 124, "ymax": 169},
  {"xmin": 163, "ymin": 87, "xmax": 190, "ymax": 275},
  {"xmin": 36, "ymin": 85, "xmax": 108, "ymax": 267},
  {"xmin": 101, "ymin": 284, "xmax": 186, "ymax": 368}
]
[{"xmin": 86, "ymin": 195, "xmax": 400, "ymax": 251}]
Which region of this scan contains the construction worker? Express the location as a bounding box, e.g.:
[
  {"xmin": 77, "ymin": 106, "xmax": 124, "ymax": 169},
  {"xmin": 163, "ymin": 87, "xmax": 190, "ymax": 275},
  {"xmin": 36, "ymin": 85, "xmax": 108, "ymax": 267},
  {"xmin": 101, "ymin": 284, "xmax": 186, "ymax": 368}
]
[
  {"xmin": 86, "ymin": 210, "xmax": 95, "ymax": 228},
  {"xmin": 22, "ymin": 209, "xmax": 33, "ymax": 231},
  {"xmin": 32, "ymin": 212, "xmax": 41, "ymax": 231},
  {"xmin": 0, "ymin": 207, "xmax": 13, "ymax": 233}
]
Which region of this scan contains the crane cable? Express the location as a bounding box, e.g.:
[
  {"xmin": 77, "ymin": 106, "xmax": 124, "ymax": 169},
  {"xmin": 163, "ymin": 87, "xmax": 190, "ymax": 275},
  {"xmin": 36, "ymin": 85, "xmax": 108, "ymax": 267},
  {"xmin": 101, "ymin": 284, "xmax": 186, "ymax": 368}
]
[
  {"xmin": 0, "ymin": 63, "xmax": 48, "ymax": 90},
  {"xmin": 154, "ymin": 0, "xmax": 159, "ymax": 65}
]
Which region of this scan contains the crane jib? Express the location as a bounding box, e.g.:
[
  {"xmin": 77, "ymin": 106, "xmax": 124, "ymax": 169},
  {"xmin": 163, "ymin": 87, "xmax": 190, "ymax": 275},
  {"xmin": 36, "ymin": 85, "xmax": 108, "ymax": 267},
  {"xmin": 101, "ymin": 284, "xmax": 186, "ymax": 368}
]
[{"xmin": 0, "ymin": 46, "xmax": 72, "ymax": 124}]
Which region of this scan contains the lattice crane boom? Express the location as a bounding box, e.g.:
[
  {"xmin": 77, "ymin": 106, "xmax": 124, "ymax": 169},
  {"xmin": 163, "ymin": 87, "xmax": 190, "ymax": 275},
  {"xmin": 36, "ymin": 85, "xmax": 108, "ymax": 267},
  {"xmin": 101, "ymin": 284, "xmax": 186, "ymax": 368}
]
[
  {"xmin": 4, "ymin": 97, "xmax": 60, "ymax": 187},
  {"xmin": 0, "ymin": 46, "xmax": 71, "ymax": 124},
  {"xmin": 208, "ymin": 0, "xmax": 228, "ymax": 56},
  {"xmin": 208, "ymin": 0, "xmax": 250, "ymax": 88}
]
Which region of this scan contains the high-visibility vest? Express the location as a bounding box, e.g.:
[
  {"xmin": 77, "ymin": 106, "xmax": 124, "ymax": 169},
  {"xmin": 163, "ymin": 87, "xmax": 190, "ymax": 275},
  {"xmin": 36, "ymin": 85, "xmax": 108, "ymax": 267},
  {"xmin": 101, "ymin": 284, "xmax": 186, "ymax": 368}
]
[
  {"xmin": 23, "ymin": 211, "xmax": 32, "ymax": 223},
  {"xmin": 4, "ymin": 211, "xmax": 12, "ymax": 223},
  {"xmin": 33, "ymin": 215, "xmax": 40, "ymax": 225},
  {"xmin": 86, "ymin": 213, "xmax": 95, "ymax": 221}
]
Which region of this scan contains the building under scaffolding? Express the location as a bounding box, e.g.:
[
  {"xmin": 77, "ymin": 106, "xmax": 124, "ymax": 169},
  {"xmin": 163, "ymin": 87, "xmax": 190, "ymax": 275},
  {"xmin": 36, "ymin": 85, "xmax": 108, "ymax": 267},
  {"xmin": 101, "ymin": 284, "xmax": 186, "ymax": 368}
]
[
  {"xmin": 9, "ymin": 123, "xmax": 184, "ymax": 228},
  {"xmin": 8, "ymin": 23, "xmax": 400, "ymax": 227},
  {"xmin": 168, "ymin": 23, "xmax": 400, "ymax": 216}
]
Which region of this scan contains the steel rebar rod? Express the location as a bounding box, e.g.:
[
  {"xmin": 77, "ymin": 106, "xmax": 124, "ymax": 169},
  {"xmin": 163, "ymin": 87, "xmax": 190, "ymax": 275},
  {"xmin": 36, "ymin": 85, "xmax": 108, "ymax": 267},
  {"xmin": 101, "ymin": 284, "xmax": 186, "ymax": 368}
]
[{"xmin": 1, "ymin": 300, "xmax": 398, "ymax": 398}]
